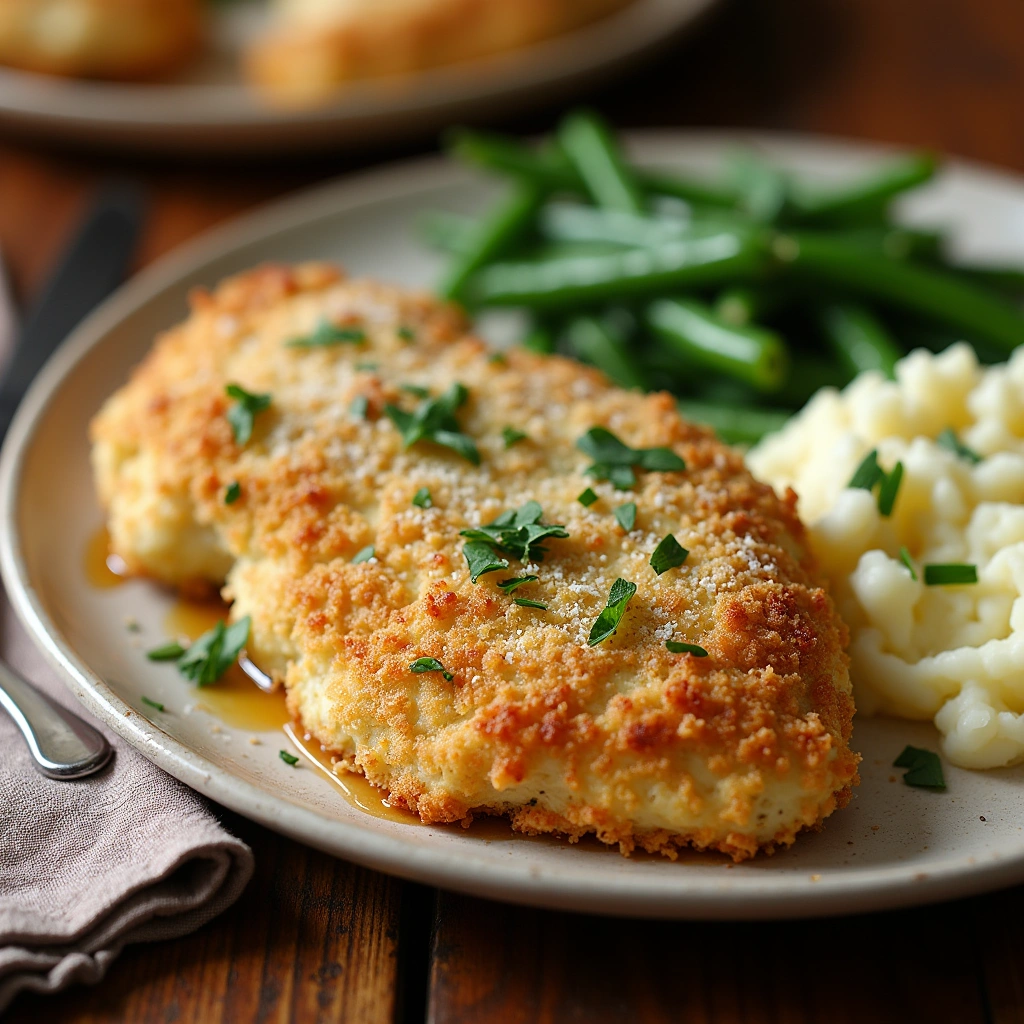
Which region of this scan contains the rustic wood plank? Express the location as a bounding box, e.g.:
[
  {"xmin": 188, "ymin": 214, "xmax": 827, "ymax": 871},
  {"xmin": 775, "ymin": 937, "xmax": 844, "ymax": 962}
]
[
  {"xmin": 594, "ymin": 0, "xmax": 1024, "ymax": 173},
  {"xmin": 0, "ymin": 146, "xmax": 93, "ymax": 304},
  {"xmin": 427, "ymin": 890, "xmax": 994, "ymax": 1024},
  {"xmin": 973, "ymin": 886, "xmax": 1024, "ymax": 1024},
  {"xmin": 5, "ymin": 813, "xmax": 404, "ymax": 1024}
]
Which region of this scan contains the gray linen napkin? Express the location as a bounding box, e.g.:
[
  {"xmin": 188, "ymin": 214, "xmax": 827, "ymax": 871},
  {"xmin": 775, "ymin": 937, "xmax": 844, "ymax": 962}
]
[{"xmin": 0, "ymin": 598, "xmax": 254, "ymax": 1011}]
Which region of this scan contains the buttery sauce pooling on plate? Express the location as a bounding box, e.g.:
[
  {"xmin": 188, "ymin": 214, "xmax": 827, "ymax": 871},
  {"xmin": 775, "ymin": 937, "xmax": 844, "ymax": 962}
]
[
  {"xmin": 164, "ymin": 598, "xmax": 289, "ymax": 733},
  {"xmin": 84, "ymin": 526, "xmax": 128, "ymax": 588},
  {"xmin": 283, "ymin": 722, "xmax": 419, "ymax": 825},
  {"xmin": 166, "ymin": 598, "xmax": 418, "ymax": 825},
  {"xmin": 84, "ymin": 535, "xmax": 424, "ymax": 826}
]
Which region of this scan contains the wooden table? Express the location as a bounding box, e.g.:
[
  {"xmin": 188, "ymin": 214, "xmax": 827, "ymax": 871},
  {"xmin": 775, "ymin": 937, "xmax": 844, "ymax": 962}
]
[{"xmin": 5, "ymin": 0, "xmax": 1024, "ymax": 1019}]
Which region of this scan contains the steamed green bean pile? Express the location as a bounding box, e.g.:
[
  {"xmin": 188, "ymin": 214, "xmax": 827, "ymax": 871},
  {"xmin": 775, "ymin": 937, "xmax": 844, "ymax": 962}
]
[{"xmin": 420, "ymin": 111, "xmax": 1024, "ymax": 444}]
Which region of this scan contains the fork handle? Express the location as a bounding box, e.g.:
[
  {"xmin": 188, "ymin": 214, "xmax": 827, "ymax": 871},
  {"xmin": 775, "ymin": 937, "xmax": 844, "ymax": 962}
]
[{"xmin": 0, "ymin": 660, "xmax": 113, "ymax": 779}]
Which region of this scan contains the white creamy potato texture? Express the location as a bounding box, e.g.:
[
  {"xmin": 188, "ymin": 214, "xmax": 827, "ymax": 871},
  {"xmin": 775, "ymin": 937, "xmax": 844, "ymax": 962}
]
[{"xmin": 748, "ymin": 343, "xmax": 1024, "ymax": 769}]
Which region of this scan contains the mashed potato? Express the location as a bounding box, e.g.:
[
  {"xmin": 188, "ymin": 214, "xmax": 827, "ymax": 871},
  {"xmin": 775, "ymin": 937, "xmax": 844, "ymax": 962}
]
[{"xmin": 749, "ymin": 342, "xmax": 1024, "ymax": 769}]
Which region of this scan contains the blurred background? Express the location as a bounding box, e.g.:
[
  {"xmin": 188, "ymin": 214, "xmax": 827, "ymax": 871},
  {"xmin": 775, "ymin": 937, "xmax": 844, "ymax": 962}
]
[{"xmin": 1, "ymin": 0, "xmax": 1021, "ymax": 306}]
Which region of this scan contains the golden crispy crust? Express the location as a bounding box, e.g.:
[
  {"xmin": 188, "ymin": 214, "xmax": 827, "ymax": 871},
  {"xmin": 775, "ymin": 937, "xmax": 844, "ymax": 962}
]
[
  {"xmin": 91, "ymin": 263, "xmax": 859, "ymax": 861},
  {"xmin": 0, "ymin": 0, "xmax": 203, "ymax": 80},
  {"xmin": 245, "ymin": 0, "xmax": 635, "ymax": 106}
]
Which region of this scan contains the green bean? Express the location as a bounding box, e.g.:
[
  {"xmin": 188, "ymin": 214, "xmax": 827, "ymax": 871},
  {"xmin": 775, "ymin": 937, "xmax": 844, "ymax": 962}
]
[
  {"xmin": 525, "ymin": 240, "xmax": 631, "ymax": 261},
  {"xmin": 945, "ymin": 264, "xmax": 1024, "ymax": 296},
  {"xmin": 557, "ymin": 110, "xmax": 645, "ymax": 214},
  {"xmin": 522, "ymin": 323, "xmax": 556, "ymax": 353},
  {"xmin": 418, "ymin": 210, "xmax": 476, "ymax": 253},
  {"xmin": 677, "ymin": 399, "xmax": 792, "ymax": 444},
  {"xmin": 725, "ymin": 150, "xmax": 790, "ymax": 223},
  {"xmin": 790, "ymin": 152, "xmax": 937, "ymax": 223},
  {"xmin": 773, "ymin": 354, "xmax": 849, "ymax": 405},
  {"xmin": 465, "ymin": 228, "xmax": 771, "ymax": 309},
  {"xmin": 537, "ymin": 202, "xmax": 754, "ymax": 251},
  {"xmin": 645, "ymin": 297, "xmax": 789, "ymax": 392},
  {"xmin": 438, "ymin": 182, "xmax": 542, "ymax": 301},
  {"xmin": 819, "ymin": 301, "xmax": 902, "ymax": 378},
  {"xmin": 423, "ymin": 206, "xmax": 648, "ymax": 261},
  {"xmin": 565, "ymin": 314, "xmax": 649, "ymax": 390},
  {"xmin": 714, "ymin": 285, "xmax": 796, "ymax": 326},
  {"xmin": 715, "ymin": 288, "xmax": 757, "ymax": 327},
  {"xmin": 636, "ymin": 169, "xmax": 739, "ymax": 209},
  {"xmin": 781, "ymin": 232, "xmax": 1024, "ymax": 352},
  {"xmin": 446, "ymin": 129, "xmax": 577, "ymax": 191},
  {"xmin": 449, "ymin": 127, "xmax": 750, "ymax": 213},
  {"xmin": 837, "ymin": 226, "xmax": 945, "ymax": 261},
  {"xmin": 538, "ymin": 202, "xmax": 687, "ymax": 248}
]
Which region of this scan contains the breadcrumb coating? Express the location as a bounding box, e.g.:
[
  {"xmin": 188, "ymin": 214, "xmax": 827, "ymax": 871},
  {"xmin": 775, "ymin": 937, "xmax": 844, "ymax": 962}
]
[{"xmin": 91, "ymin": 263, "xmax": 859, "ymax": 860}]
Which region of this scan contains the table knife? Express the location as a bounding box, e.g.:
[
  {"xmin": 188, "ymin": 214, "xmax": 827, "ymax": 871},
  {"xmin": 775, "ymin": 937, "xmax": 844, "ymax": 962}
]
[{"xmin": 0, "ymin": 181, "xmax": 146, "ymax": 779}]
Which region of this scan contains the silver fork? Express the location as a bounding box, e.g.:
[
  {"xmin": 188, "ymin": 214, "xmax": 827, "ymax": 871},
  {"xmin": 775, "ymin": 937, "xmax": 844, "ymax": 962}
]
[{"xmin": 0, "ymin": 665, "xmax": 112, "ymax": 779}]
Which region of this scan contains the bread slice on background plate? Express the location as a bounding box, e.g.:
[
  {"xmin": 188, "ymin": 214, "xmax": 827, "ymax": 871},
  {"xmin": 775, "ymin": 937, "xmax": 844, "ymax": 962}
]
[
  {"xmin": 0, "ymin": 0, "xmax": 203, "ymax": 80},
  {"xmin": 245, "ymin": 0, "xmax": 636, "ymax": 106}
]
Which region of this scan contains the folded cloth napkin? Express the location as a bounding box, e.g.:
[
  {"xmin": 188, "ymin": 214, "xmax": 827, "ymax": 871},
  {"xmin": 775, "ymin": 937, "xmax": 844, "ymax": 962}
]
[{"xmin": 0, "ymin": 598, "xmax": 254, "ymax": 1011}]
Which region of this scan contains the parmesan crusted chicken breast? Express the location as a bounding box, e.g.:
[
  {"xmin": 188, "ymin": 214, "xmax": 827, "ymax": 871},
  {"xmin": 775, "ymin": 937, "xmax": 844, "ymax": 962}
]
[{"xmin": 91, "ymin": 263, "xmax": 859, "ymax": 861}]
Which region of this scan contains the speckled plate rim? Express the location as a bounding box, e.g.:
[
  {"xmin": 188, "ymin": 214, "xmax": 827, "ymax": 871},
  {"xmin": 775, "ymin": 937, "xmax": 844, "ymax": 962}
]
[{"xmin": 4, "ymin": 132, "xmax": 1024, "ymax": 919}]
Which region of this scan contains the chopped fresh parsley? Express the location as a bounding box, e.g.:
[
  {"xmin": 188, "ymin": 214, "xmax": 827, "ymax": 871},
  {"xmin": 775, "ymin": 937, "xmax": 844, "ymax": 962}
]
[
  {"xmin": 513, "ymin": 597, "xmax": 548, "ymax": 610},
  {"xmin": 401, "ymin": 384, "xmax": 431, "ymax": 398},
  {"xmin": 899, "ymin": 546, "xmax": 918, "ymax": 580},
  {"xmin": 355, "ymin": 361, "xmax": 379, "ymax": 371},
  {"xmin": 650, "ymin": 534, "xmax": 688, "ymax": 575},
  {"xmin": 923, "ymin": 563, "xmax": 977, "ymax": 586},
  {"xmin": 224, "ymin": 481, "xmax": 241, "ymax": 505},
  {"xmin": 352, "ymin": 545, "xmax": 375, "ymax": 564},
  {"xmin": 410, "ymin": 657, "xmax": 454, "ymax": 681},
  {"xmin": 171, "ymin": 617, "xmax": 251, "ymax": 687},
  {"xmin": 385, "ymin": 382, "xmax": 479, "ymax": 464},
  {"xmin": 488, "ymin": 352, "xmax": 508, "ymax": 365},
  {"xmin": 876, "ymin": 461, "xmax": 903, "ymax": 517},
  {"xmin": 460, "ymin": 500, "xmax": 569, "ymax": 565},
  {"xmin": 497, "ymin": 575, "xmax": 539, "ymax": 594},
  {"xmin": 577, "ymin": 427, "xmax": 685, "ymax": 490},
  {"xmin": 463, "ymin": 541, "xmax": 509, "ymax": 582},
  {"xmin": 286, "ymin": 319, "xmax": 365, "ymax": 348},
  {"xmin": 613, "ymin": 502, "xmax": 637, "ymax": 532},
  {"xmin": 279, "ymin": 750, "xmax": 299, "ymax": 766},
  {"xmin": 577, "ymin": 487, "xmax": 598, "ymax": 507},
  {"xmin": 412, "ymin": 487, "xmax": 432, "ymax": 508},
  {"xmin": 937, "ymin": 428, "xmax": 981, "ymax": 464},
  {"xmin": 588, "ymin": 577, "xmax": 637, "ymax": 647},
  {"xmin": 848, "ymin": 449, "xmax": 884, "ymax": 490},
  {"xmin": 225, "ymin": 384, "xmax": 271, "ymax": 446},
  {"xmin": 141, "ymin": 696, "xmax": 165, "ymax": 711},
  {"xmin": 397, "ymin": 325, "xmax": 416, "ymax": 342},
  {"xmin": 147, "ymin": 641, "xmax": 186, "ymax": 662},
  {"xmin": 848, "ymin": 448, "xmax": 903, "ymax": 516},
  {"xmin": 894, "ymin": 745, "xmax": 946, "ymax": 789},
  {"xmin": 350, "ymin": 395, "xmax": 369, "ymax": 419},
  {"xmin": 502, "ymin": 426, "xmax": 528, "ymax": 448},
  {"xmin": 665, "ymin": 641, "xmax": 708, "ymax": 656}
]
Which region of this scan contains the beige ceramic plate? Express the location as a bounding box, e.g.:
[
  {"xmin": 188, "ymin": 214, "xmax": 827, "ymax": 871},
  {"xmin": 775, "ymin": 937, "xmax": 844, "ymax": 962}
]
[
  {"xmin": 3, "ymin": 133, "xmax": 1024, "ymax": 918},
  {"xmin": 0, "ymin": 0, "xmax": 717, "ymax": 153}
]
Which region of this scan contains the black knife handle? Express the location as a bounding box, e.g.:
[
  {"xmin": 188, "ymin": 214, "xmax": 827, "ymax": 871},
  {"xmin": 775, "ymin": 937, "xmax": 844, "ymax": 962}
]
[{"xmin": 0, "ymin": 181, "xmax": 146, "ymax": 442}]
